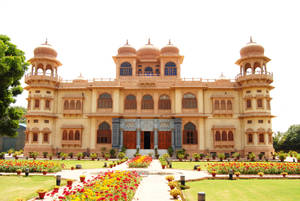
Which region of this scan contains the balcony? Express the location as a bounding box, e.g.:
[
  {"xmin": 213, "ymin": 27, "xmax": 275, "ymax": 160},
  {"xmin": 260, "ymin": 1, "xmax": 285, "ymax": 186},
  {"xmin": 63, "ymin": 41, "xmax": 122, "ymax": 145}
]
[
  {"xmin": 25, "ymin": 73, "xmax": 61, "ymax": 83},
  {"xmin": 214, "ymin": 141, "xmax": 234, "ymax": 147},
  {"xmin": 235, "ymin": 72, "xmax": 273, "ymax": 83}
]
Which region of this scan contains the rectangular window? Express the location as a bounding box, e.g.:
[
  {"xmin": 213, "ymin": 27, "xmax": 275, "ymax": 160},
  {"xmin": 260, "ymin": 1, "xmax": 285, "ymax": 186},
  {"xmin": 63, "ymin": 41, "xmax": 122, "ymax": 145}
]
[
  {"xmin": 258, "ymin": 120, "xmax": 264, "ymax": 124},
  {"xmin": 246, "ymin": 90, "xmax": 251, "ymax": 94},
  {"xmin": 248, "ymin": 134, "xmax": 253, "ymax": 143},
  {"xmin": 247, "ymin": 120, "xmax": 252, "ymax": 124},
  {"xmin": 34, "ymin": 99, "xmax": 40, "ymax": 108},
  {"xmin": 46, "ymin": 91, "xmax": 51, "ymax": 94},
  {"xmin": 43, "ymin": 133, "xmax": 49, "ymax": 143},
  {"xmin": 257, "ymin": 99, "xmax": 263, "ymax": 108},
  {"xmin": 257, "ymin": 90, "xmax": 262, "ymax": 93},
  {"xmin": 44, "ymin": 120, "xmax": 49, "ymax": 123},
  {"xmin": 268, "ymin": 120, "xmax": 271, "ymax": 124},
  {"xmin": 246, "ymin": 99, "xmax": 252, "ymax": 109},
  {"xmin": 33, "ymin": 133, "xmax": 38, "ymax": 142},
  {"xmin": 34, "ymin": 119, "xmax": 38, "ymax": 123},
  {"xmin": 35, "ymin": 90, "xmax": 40, "ymax": 93}
]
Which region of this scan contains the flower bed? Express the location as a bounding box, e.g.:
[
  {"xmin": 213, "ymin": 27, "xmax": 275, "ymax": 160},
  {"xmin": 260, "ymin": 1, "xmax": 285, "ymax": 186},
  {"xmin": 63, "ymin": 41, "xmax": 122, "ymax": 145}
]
[
  {"xmin": 0, "ymin": 160, "xmax": 62, "ymax": 173},
  {"xmin": 207, "ymin": 162, "xmax": 300, "ymax": 174},
  {"xmin": 59, "ymin": 171, "xmax": 141, "ymax": 200},
  {"xmin": 128, "ymin": 156, "xmax": 152, "ymax": 168}
]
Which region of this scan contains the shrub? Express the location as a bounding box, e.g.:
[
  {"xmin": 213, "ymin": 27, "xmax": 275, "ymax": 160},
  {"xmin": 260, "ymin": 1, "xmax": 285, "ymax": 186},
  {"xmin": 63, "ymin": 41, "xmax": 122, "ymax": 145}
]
[
  {"xmin": 193, "ymin": 153, "xmax": 200, "ymax": 160},
  {"xmin": 279, "ymin": 153, "xmax": 287, "ymax": 162},
  {"xmin": 233, "ymin": 152, "xmax": 240, "ymax": 159},
  {"xmin": 218, "ymin": 153, "xmax": 225, "ymax": 161},
  {"xmin": 258, "ymin": 172, "xmax": 264, "ymax": 176},
  {"xmin": 162, "ymin": 153, "xmax": 170, "ymax": 160},
  {"xmin": 42, "ymin": 152, "xmax": 48, "ymax": 158},
  {"xmin": 121, "ymin": 146, "xmax": 126, "ymax": 153},
  {"xmin": 118, "ymin": 152, "xmax": 126, "ymax": 159},
  {"xmin": 168, "ymin": 181, "xmax": 177, "ymax": 188},
  {"xmin": 36, "ymin": 188, "xmax": 47, "ymax": 193},
  {"xmin": 258, "ymin": 153, "xmax": 264, "ymax": 160},
  {"xmin": 0, "ymin": 152, "xmax": 5, "ymax": 159},
  {"xmin": 165, "ymin": 175, "xmax": 174, "ymax": 182},
  {"xmin": 76, "ymin": 152, "xmax": 83, "ymax": 159},
  {"xmin": 167, "ymin": 146, "xmax": 174, "ymax": 157},
  {"xmin": 90, "ymin": 153, "xmax": 97, "ymax": 159},
  {"xmin": 110, "ymin": 149, "xmax": 116, "ymax": 158},
  {"xmin": 170, "ymin": 188, "xmax": 181, "ymax": 198},
  {"xmin": 248, "ymin": 153, "xmax": 256, "ymax": 161},
  {"xmin": 177, "ymin": 153, "xmax": 185, "ymax": 160},
  {"xmin": 68, "ymin": 152, "xmax": 74, "ymax": 158},
  {"xmin": 104, "ymin": 152, "xmax": 110, "ymax": 159}
]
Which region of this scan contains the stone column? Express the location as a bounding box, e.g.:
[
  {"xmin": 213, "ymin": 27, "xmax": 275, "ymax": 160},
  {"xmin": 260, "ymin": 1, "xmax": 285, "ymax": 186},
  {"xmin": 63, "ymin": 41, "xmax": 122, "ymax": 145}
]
[
  {"xmin": 174, "ymin": 118, "xmax": 182, "ymax": 149},
  {"xmin": 120, "ymin": 129, "xmax": 123, "ymax": 149},
  {"xmin": 254, "ymin": 133, "xmax": 258, "ymax": 145},
  {"xmin": 112, "ymin": 118, "xmax": 120, "ymax": 149},
  {"xmin": 171, "ymin": 128, "xmax": 175, "ymax": 150},
  {"xmin": 154, "ymin": 128, "xmax": 158, "ymax": 149},
  {"xmin": 136, "ymin": 119, "xmax": 141, "ymax": 149}
]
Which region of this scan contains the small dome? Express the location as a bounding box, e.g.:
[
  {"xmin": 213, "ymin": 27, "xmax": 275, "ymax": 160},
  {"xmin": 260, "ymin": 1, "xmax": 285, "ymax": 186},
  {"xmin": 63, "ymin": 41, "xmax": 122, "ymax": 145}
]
[
  {"xmin": 240, "ymin": 37, "xmax": 264, "ymax": 58},
  {"xmin": 137, "ymin": 39, "xmax": 160, "ymax": 59},
  {"xmin": 34, "ymin": 40, "xmax": 57, "ymax": 58},
  {"xmin": 161, "ymin": 40, "xmax": 179, "ymax": 55},
  {"xmin": 118, "ymin": 40, "xmax": 136, "ymax": 56}
]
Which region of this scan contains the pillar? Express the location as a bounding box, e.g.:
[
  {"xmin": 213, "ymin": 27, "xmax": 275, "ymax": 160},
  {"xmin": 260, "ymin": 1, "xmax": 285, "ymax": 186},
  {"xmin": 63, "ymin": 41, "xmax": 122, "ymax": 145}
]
[
  {"xmin": 174, "ymin": 118, "xmax": 182, "ymax": 149},
  {"xmin": 154, "ymin": 128, "xmax": 158, "ymax": 149},
  {"xmin": 174, "ymin": 89, "xmax": 182, "ymax": 114},
  {"xmin": 113, "ymin": 90, "xmax": 120, "ymax": 113},
  {"xmin": 136, "ymin": 119, "xmax": 141, "ymax": 149},
  {"xmin": 120, "ymin": 129, "xmax": 123, "ymax": 149},
  {"xmin": 112, "ymin": 118, "xmax": 120, "ymax": 149},
  {"xmin": 171, "ymin": 128, "xmax": 175, "ymax": 150}
]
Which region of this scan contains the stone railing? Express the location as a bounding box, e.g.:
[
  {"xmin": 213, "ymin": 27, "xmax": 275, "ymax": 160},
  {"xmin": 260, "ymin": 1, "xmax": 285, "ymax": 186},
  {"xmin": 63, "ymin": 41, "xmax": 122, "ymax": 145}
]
[
  {"xmin": 25, "ymin": 73, "xmax": 61, "ymax": 82},
  {"xmin": 235, "ymin": 72, "xmax": 273, "ymax": 82}
]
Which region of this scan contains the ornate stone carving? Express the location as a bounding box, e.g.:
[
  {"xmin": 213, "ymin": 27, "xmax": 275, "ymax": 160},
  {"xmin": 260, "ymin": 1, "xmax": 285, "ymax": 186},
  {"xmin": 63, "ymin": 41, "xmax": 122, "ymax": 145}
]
[{"xmin": 141, "ymin": 119, "xmax": 154, "ymax": 131}]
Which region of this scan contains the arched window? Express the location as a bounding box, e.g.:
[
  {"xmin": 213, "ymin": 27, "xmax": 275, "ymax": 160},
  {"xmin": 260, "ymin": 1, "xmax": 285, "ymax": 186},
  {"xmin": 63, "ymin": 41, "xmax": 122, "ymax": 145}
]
[
  {"xmin": 34, "ymin": 99, "xmax": 40, "ymax": 108},
  {"xmin": 222, "ymin": 131, "xmax": 227, "ymax": 141},
  {"xmin": 248, "ymin": 134, "xmax": 253, "ymax": 143},
  {"xmin": 76, "ymin": 100, "xmax": 81, "ymax": 110},
  {"xmin": 214, "ymin": 100, "xmax": 219, "ymax": 110},
  {"xmin": 75, "ymin": 130, "xmax": 80, "ymax": 140},
  {"xmin": 97, "ymin": 122, "xmax": 111, "ymax": 144},
  {"xmin": 246, "ymin": 99, "xmax": 252, "ymax": 109},
  {"xmin": 182, "ymin": 93, "xmax": 197, "ymax": 109},
  {"xmin": 259, "ymin": 133, "xmax": 265, "ymax": 143},
  {"xmin": 125, "ymin": 95, "xmax": 137, "ymax": 110},
  {"xmin": 70, "ymin": 100, "xmax": 75, "ymax": 109},
  {"xmin": 155, "ymin": 69, "xmax": 160, "ymax": 75},
  {"xmin": 158, "ymin": 95, "xmax": 171, "ymax": 110},
  {"xmin": 45, "ymin": 65, "xmax": 52, "ymax": 76},
  {"xmin": 164, "ymin": 62, "xmax": 177, "ymax": 76},
  {"xmin": 120, "ymin": 62, "xmax": 132, "ymax": 76},
  {"xmin": 37, "ymin": 67, "xmax": 44, "ymax": 75},
  {"xmin": 144, "ymin": 67, "xmax": 153, "ymax": 76},
  {"xmin": 142, "ymin": 95, "xmax": 154, "ymax": 109},
  {"xmin": 64, "ymin": 100, "xmax": 69, "ymax": 110},
  {"xmin": 215, "ymin": 131, "xmax": 221, "ymax": 141},
  {"xmin": 228, "ymin": 131, "xmax": 234, "ymax": 141},
  {"xmin": 45, "ymin": 100, "xmax": 50, "ymax": 109},
  {"xmin": 69, "ymin": 130, "xmax": 74, "ymax": 140},
  {"xmin": 62, "ymin": 130, "xmax": 68, "ymax": 140},
  {"xmin": 227, "ymin": 100, "xmax": 232, "ymax": 110},
  {"xmin": 245, "ymin": 63, "xmax": 252, "ymax": 75},
  {"xmin": 98, "ymin": 93, "xmax": 112, "ymax": 108},
  {"xmin": 33, "ymin": 133, "xmax": 38, "ymax": 142},
  {"xmin": 221, "ymin": 100, "xmax": 226, "ymax": 110},
  {"xmin": 183, "ymin": 122, "xmax": 197, "ymax": 144},
  {"xmin": 254, "ymin": 62, "xmax": 262, "ymax": 74}
]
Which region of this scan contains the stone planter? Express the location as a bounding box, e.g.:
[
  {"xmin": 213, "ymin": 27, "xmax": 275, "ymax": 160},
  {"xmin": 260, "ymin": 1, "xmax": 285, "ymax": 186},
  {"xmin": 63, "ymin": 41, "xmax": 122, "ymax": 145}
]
[
  {"xmin": 43, "ymin": 171, "xmax": 47, "ymax": 175},
  {"xmin": 67, "ymin": 180, "xmax": 73, "ymax": 186},
  {"xmin": 38, "ymin": 192, "xmax": 46, "ymax": 199},
  {"xmin": 80, "ymin": 177, "xmax": 85, "ymax": 182},
  {"xmin": 212, "ymin": 173, "xmax": 216, "ymax": 177}
]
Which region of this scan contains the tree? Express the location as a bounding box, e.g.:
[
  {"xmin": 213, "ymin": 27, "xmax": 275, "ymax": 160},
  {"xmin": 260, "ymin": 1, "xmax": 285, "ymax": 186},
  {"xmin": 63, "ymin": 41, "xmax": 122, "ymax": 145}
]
[
  {"xmin": 273, "ymin": 125, "xmax": 300, "ymax": 152},
  {"xmin": 0, "ymin": 35, "xmax": 29, "ymax": 137},
  {"xmin": 12, "ymin": 106, "xmax": 27, "ymax": 124}
]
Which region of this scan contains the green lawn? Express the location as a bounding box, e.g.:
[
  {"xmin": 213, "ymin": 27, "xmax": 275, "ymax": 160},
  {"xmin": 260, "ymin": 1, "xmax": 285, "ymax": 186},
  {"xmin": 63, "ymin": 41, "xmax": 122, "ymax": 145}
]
[
  {"xmin": 0, "ymin": 175, "xmax": 66, "ymax": 201},
  {"xmin": 183, "ymin": 179, "xmax": 300, "ymax": 201},
  {"xmin": 52, "ymin": 159, "xmax": 113, "ymax": 169},
  {"xmin": 172, "ymin": 161, "xmax": 227, "ymax": 170}
]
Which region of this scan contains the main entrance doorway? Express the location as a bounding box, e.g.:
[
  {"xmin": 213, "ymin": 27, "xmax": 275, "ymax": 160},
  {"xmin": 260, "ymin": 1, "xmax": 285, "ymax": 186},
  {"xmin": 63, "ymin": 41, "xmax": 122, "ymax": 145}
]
[{"xmin": 141, "ymin": 131, "xmax": 154, "ymax": 149}]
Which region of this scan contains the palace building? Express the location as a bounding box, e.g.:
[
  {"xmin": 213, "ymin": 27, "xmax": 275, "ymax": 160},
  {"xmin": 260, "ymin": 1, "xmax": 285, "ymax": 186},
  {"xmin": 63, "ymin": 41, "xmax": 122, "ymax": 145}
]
[{"xmin": 24, "ymin": 38, "xmax": 275, "ymax": 158}]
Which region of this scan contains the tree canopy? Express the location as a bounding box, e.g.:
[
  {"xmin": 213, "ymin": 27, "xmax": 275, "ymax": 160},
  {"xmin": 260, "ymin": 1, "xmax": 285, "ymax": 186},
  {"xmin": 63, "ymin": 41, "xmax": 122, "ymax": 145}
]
[
  {"xmin": 273, "ymin": 124, "xmax": 300, "ymax": 152},
  {"xmin": 0, "ymin": 35, "xmax": 28, "ymax": 137}
]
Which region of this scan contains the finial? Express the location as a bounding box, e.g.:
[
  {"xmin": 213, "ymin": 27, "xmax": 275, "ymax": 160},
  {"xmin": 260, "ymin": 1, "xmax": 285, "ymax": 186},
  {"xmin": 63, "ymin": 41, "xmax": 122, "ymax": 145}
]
[
  {"xmin": 125, "ymin": 39, "xmax": 129, "ymax": 45},
  {"xmin": 147, "ymin": 38, "xmax": 151, "ymax": 45},
  {"xmin": 168, "ymin": 39, "xmax": 172, "ymax": 45},
  {"xmin": 250, "ymin": 36, "xmax": 253, "ymax": 43}
]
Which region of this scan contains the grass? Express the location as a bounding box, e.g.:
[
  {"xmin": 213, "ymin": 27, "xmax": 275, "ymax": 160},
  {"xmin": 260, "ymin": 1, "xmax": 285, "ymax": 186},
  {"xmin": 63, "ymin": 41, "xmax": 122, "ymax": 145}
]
[
  {"xmin": 0, "ymin": 175, "xmax": 66, "ymax": 201},
  {"xmin": 183, "ymin": 179, "xmax": 300, "ymax": 201},
  {"xmin": 51, "ymin": 159, "xmax": 113, "ymax": 169},
  {"xmin": 172, "ymin": 161, "xmax": 227, "ymax": 170}
]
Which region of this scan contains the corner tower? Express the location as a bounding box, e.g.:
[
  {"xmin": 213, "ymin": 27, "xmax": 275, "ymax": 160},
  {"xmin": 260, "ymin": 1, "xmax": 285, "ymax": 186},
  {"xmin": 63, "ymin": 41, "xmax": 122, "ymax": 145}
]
[
  {"xmin": 235, "ymin": 37, "xmax": 274, "ymax": 158},
  {"xmin": 24, "ymin": 40, "xmax": 62, "ymax": 155}
]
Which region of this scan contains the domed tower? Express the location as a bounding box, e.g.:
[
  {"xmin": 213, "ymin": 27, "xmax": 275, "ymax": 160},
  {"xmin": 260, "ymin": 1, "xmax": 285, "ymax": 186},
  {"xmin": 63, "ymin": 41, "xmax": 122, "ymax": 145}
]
[
  {"xmin": 113, "ymin": 40, "xmax": 137, "ymax": 79},
  {"xmin": 24, "ymin": 40, "xmax": 62, "ymax": 155},
  {"xmin": 235, "ymin": 37, "xmax": 274, "ymax": 158},
  {"xmin": 160, "ymin": 40, "xmax": 183, "ymax": 79}
]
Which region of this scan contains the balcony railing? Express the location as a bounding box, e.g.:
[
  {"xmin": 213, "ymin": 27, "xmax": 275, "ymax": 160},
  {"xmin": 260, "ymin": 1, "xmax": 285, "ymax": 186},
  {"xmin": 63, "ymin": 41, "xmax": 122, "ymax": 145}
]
[
  {"xmin": 235, "ymin": 72, "xmax": 273, "ymax": 82},
  {"xmin": 25, "ymin": 73, "xmax": 61, "ymax": 82},
  {"xmin": 214, "ymin": 141, "xmax": 234, "ymax": 147}
]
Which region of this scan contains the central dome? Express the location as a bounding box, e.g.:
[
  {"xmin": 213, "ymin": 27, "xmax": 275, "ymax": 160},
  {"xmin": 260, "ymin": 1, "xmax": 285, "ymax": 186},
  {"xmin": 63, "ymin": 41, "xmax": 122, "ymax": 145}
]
[
  {"xmin": 161, "ymin": 40, "xmax": 179, "ymax": 55},
  {"xmin": 137, "ymin": 39, "xmax": 160, "ymax": 59},
  {"xmin": 34, "ymin": 40, "xmax": 57, "ymax": 58}
]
